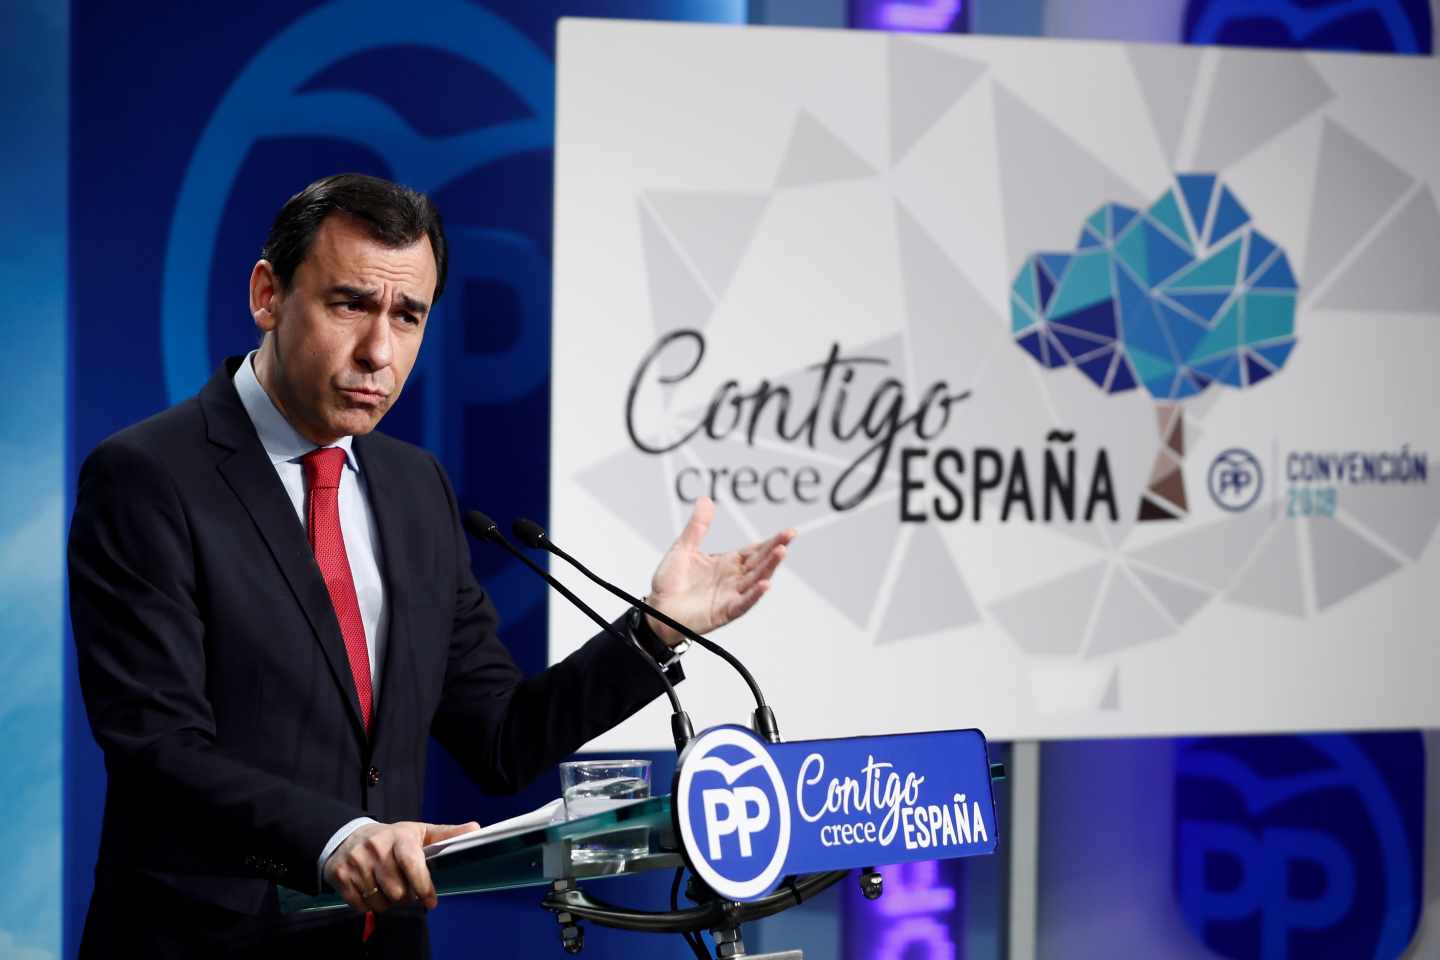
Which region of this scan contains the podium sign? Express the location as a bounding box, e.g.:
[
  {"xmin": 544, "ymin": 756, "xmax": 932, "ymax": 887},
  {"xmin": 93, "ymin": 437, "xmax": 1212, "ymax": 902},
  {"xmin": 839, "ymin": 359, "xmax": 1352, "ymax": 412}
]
[{"xmin": 674, "ymin": 725, "xmax": 998, "ymax": 902}]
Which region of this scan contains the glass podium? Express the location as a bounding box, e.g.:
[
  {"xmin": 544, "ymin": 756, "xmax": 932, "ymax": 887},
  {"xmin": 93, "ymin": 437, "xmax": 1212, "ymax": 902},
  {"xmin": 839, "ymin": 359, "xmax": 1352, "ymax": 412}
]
[
  {"xmin": 279, "ymin": 795, "xmax": 681, "ymax": 914},
  {"xmin": 279, "ymin": 793, "xmax": 838, "ymax": 956}
]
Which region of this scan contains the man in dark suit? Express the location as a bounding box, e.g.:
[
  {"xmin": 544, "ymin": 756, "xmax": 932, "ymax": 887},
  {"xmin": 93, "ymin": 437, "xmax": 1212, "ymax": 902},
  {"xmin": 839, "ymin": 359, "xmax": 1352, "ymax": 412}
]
[{"xmin": 68, "ymin": 174, "xmax": 794, "ymax": 956}]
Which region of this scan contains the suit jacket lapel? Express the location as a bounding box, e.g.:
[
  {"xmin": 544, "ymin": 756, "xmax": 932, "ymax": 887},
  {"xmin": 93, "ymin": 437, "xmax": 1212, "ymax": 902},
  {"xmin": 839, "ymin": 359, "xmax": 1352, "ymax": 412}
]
[
  {"xmin": 200, "ymin": 361, "xmax": 369, "ymax": 741},
  {"xmin": 352, "ymin": 433, "xmax": 417, "ymax": 747}
]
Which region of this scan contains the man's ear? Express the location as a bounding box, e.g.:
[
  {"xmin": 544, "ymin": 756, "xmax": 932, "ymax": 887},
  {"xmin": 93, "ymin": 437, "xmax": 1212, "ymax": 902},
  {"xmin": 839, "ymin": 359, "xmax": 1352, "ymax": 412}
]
[{"xmin": 249, "ymin": 259, "xmax": 282, "ymax": 333}]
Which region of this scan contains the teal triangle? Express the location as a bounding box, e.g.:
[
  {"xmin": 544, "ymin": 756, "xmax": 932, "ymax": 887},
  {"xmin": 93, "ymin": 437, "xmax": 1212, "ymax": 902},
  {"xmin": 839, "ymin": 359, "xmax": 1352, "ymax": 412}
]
[
  {"xmin": 1245, "ymin": 231, "xmax": 1278, "ymax": 281},
  {"xmin": 1148, "ymin": 191, "xmax": 1191, "ymax": 250},
  {"xmin": 1168, "ymin": 291, "xmax": 1230, "ymax": 326},
  {"xmin": 1177, "ymin": 174, "xmax": 1217, "ymax": 238},
  {"xmin": 1254, "ymin": 254, "xmax": 1297, "ymax": 291},
  {"xmin": 1048, "ymin": 250, "xmax": 1113, "ymax": 318},
  {"xmin": 1255, "ymin": 339, "xmax": 1296, "ymax": 371},
  {"xmin": 1209, "ymin": 186, "xmax": 1250, "ymax": 246},
  {"xmin": 1115, "ymin": 220, "xmax": 1150, "ymax": 281},
  {"xmin": 1086, "ymin": 207, "xmax": 1107, "ymax": 238},
  {"xmin": 1012, "ymin": 261, "xmax": 1038, "ymax": 312},
  {"xmin": 1144, "ymin": 223, "xmax": 1195, "ymax": 286},
  {"xmin": 1190, "ymin": 299, "xmax": 1241, "ymax": 364},
  {"xmin": 1165, "ymin": 236, "xmax": 1241, "ymax": 291},
  {"xmin": 1127, "ymin": 345, "xmax": 1176, "ymax": 385},
  {"xmin": 1011, "ymin": 295, "xmax": 1039, "ymax": 334},
  {"xmin": 1242, "ymin": 291, "xmax": 1296, "ymax": 344}
]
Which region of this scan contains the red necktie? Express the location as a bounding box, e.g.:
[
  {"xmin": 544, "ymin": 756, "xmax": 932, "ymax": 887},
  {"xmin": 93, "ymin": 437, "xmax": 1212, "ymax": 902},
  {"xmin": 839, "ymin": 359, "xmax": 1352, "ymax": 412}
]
[
  {"xmin": 302, "ymin": 447, "xmax": 373, "ymax": 732},
  {"xmin": 302, "ymin": 448, "xmax": 378, "ymax": 942}
]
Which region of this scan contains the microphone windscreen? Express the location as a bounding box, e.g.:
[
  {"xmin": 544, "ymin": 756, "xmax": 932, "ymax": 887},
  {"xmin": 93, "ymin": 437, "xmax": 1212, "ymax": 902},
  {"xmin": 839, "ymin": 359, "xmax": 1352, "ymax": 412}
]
[
  {"xmin": 464, "ymin": 511, "xmax": 500, "ymax": 542},
  {"xmin": 512, "ymin": 517, "xmax": 548, "ymax": 549}
]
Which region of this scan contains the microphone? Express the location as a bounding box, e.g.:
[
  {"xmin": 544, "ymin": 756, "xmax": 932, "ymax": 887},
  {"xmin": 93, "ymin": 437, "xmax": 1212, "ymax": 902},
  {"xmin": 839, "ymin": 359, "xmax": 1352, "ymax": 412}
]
[
  {"xmin": 463, "ymin": 511, "xmax": 694, "ymax": 752},
  {"xmin": 511, "ymin": 517, "xmax": 782, "ymax": 744}
]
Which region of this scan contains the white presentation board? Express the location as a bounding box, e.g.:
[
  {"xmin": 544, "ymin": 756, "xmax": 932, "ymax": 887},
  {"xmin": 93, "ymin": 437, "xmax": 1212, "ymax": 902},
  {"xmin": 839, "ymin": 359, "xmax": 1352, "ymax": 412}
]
[{"xmin": 551, "ymin": 19, "xmax": 1440, "ymax": 748}]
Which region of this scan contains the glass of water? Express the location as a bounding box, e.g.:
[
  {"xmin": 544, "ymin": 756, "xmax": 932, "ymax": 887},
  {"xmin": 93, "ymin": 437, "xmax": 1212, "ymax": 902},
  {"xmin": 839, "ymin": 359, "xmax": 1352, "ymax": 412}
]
[{"xmin": 559, "ymin": 758, "xmax": 652, "ymax": 863}]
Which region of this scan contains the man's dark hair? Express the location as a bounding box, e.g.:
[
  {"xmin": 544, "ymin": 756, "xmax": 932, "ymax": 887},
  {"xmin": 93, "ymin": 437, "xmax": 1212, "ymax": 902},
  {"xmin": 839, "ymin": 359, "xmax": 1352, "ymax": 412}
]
[{"xmin": 261, "ymin": 173, "xmax": 449, "ymax": 303}]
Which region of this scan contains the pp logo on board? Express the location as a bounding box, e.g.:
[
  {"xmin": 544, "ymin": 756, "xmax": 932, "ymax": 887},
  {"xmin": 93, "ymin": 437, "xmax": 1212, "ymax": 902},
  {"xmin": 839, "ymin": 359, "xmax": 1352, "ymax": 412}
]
[
  {"xmin": 676, "ymin": 726, "xmax": 791, "ymax": 901},
  {"xmin": 1208, "ymin": 448, "xmax": 1263, "ymax": 512}
]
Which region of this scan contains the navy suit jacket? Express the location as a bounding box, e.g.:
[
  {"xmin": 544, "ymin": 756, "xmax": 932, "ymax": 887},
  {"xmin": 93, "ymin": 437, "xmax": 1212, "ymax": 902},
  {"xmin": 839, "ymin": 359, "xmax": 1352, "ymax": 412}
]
[{"xmin": 68, "ymin": 358, "xmax": 672, "ymax": 951}]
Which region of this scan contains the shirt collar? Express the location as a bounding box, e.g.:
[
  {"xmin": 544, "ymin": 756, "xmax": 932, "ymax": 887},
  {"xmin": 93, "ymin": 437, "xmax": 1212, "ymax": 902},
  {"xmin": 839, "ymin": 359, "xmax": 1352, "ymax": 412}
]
[{"xmin": 233, "ymin": 351, "xmax": 359, "ymax": 473}]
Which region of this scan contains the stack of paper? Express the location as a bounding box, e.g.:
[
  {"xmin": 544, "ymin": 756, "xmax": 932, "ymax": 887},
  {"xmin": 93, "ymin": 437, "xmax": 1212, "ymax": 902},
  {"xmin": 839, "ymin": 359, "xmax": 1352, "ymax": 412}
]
[{"xmin": 422, "ymin": 798, "xmax": 566, "ymax": 860}]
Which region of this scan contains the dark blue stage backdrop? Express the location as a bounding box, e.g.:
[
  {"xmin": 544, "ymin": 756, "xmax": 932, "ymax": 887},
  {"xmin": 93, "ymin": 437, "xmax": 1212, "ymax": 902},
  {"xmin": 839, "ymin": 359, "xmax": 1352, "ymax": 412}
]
[{"xmin": 65, "ymin": 3, "xmax": 739, "ymax": 957}]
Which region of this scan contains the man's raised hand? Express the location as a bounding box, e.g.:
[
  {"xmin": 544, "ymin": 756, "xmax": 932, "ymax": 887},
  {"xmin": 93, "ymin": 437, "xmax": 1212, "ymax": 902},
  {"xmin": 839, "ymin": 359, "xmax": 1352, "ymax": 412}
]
[{"xmin": 645, "ymin": 496, "xmax": 796, "ymax": 646}]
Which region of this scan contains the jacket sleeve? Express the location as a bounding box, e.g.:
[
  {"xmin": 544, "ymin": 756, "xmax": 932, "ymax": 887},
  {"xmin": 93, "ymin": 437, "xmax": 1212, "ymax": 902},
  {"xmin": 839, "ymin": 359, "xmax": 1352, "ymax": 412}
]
[
  {"xmin": 68, "ymin": 438, "xmax": 365, "ymax": 894},
  {"xmin": 427, "ymin": 456, "xmax": 679, "ymax": 794}
]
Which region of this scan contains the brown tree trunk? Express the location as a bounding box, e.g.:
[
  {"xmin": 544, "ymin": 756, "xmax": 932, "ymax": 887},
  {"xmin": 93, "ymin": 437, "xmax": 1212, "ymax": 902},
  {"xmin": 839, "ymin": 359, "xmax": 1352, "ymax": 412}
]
[{"xmin": 1138, "ymin": 402, "xmax": 1186, "ymax": 521}]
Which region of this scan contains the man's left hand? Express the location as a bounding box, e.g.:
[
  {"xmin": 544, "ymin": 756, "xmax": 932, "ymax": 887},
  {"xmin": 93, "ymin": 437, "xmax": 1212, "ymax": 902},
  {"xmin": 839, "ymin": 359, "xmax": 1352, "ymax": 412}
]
[{"xmin": 645, "ymin": 496, "xmax": 795, "ymax": 646}]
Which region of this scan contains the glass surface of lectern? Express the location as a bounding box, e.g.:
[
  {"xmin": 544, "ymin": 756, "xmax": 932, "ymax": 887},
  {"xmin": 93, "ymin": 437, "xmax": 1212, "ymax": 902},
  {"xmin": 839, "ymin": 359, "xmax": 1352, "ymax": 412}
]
[{"xmin": 279, "ymin": 795, "xmax": 678, "ymax": 914}]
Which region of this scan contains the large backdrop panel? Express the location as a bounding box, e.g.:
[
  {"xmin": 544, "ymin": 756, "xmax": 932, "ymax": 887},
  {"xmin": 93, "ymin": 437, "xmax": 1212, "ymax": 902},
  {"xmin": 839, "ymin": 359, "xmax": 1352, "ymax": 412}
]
[{"xmin": 552, "ymin": 19, "xmax": 1440, "ymax": 747}]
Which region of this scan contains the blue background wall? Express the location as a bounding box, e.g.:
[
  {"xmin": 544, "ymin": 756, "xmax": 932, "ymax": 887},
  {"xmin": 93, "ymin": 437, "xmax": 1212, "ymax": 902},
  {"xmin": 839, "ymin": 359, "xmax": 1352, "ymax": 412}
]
[
  {"xmin": 0, "ymin": 3, "xmax": 66, "ymax": 958},
  {"xmin": 0, "ymin": 1, "xmax": 1431, "ymax": 958}
]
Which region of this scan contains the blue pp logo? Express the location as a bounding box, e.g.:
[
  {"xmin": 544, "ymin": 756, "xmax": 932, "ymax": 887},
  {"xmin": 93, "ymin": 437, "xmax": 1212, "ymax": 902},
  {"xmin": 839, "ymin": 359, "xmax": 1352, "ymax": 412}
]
[
  {"xmin": 677, "ymin": 726, "xmax": 791, "ymax": 900},
  {"xmin": 155, "ymin": 0, "xmax": 557, "ymax": 622},
  {"xmin": 1174, "ymin": 734, "xmax": 1421, "ymax": 959},
  {"xmin": 159, "ymin": 0, "xmax": 553, "ymax": 512},
  {"xmin": 1208, "ymin": 448, "xmax": 1263, "ymax": 511}
]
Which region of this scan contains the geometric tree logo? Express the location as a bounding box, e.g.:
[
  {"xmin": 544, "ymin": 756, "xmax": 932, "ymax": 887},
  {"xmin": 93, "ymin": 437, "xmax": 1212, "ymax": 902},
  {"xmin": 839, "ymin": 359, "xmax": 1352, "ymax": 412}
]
[{"xmin": 1009, "ymin": 174, "xmax": 1300, "ymax": 520}]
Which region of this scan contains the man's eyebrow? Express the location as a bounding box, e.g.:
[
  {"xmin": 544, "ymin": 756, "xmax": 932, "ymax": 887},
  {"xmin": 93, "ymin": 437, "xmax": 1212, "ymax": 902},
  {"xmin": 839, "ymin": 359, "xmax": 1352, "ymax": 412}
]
[
  {"xmin": 326, "ymin": 284, "xmax": 379, "ymax": 302},
  {"xmin": 398, "ymin": 293, "xmax": 431, "ymax": 316}
]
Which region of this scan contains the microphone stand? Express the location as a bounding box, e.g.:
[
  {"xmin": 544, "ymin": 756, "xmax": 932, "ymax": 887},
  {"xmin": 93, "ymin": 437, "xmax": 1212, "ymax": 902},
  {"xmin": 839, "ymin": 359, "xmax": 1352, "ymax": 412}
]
[
  {"xmin": 512, "ymin": 518, "xmax": 782, "ymax": 743},
  {"xmin": 464, "ymin": 511, "xmax": 694, "ymax": 752}
]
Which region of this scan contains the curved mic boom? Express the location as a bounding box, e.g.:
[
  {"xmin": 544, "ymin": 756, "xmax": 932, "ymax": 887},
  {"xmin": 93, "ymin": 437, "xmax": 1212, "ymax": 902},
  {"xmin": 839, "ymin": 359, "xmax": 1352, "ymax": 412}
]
[
  {"xmin": 463, "ymin": 511, "xmax": 694, "ymax": 752},
  {"xmin": 511, "ymin": 517, "xmax": 782, "ymax": 743}
]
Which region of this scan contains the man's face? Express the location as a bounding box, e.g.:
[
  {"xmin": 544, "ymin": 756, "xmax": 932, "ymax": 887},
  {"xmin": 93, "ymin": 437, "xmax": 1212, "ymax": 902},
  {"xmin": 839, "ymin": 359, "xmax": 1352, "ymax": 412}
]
[{"xmin": 249, "ymin": 213, "xmax": 436, "ymax": 445}]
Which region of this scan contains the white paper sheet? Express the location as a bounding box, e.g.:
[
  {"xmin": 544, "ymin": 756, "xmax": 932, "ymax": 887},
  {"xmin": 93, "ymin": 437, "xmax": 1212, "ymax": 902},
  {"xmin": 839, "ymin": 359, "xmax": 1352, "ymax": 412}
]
[{"xmin": 422, "ymin": 798, "xmax": 566, "ymax": 860}]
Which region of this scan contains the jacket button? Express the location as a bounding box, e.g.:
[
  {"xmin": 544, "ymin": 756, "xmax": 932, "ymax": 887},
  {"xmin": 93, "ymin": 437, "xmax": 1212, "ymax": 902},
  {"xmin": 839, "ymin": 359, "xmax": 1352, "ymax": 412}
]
[{"xmin": 368, "ymin": 766, "xmax": 381, "ymax": 787}]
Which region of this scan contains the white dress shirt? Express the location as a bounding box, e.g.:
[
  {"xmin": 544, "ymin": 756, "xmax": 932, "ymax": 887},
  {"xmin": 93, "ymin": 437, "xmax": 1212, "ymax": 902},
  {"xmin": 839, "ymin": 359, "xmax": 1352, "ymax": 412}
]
[{"xmin": 232, "ymin": 352, "xmax": 381, "ymax": 880}]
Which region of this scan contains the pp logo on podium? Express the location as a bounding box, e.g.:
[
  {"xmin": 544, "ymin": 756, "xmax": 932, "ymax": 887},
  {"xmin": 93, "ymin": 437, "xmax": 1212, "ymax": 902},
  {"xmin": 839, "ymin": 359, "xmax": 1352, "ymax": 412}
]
[{"xmin": 676, "ymin": 726, "xmax": 792, "ymax": 900}]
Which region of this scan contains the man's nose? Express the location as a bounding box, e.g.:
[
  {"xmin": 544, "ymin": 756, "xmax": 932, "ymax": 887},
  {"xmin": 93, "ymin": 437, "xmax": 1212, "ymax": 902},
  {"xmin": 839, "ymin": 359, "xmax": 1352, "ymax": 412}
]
[{"xmin": 355, "ymin": 312, "xmax": 394, "ymax": 372}]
